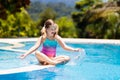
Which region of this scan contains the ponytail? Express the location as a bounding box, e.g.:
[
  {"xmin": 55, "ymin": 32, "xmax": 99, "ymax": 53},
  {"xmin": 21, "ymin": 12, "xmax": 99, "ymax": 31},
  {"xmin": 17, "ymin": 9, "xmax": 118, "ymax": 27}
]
[{"xmin": 41, "ymin": 25, "xmax": 47, "ymax": 39}]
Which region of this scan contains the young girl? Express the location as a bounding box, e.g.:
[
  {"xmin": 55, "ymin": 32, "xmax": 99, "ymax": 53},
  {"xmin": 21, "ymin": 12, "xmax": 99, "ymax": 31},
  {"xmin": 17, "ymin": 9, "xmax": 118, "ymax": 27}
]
[{"xmin": 20, "ymin": 19, "xmax": 81, "ymax": 65}]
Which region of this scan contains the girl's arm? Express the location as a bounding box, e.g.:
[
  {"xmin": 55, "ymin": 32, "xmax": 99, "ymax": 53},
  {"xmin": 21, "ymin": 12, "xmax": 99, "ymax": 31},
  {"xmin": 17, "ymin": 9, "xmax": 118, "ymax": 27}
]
[
  {"xmin": 55, "ymin": 35, "xmax": 80, "ymax": 52},
  {"xmin": 20, "ymin": 36, "xmax": 43, "ymax": 59}
]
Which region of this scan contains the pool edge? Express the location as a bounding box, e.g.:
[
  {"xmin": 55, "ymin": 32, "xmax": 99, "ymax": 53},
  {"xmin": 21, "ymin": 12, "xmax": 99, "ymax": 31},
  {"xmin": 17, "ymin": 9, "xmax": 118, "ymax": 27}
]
[
  {"xmin": 0, "ymin": 65, "xmax": 54, "ymax": 75},
  {"xmin": 0, "ymin": 38, "xmax": 120, "ymax": 44}
]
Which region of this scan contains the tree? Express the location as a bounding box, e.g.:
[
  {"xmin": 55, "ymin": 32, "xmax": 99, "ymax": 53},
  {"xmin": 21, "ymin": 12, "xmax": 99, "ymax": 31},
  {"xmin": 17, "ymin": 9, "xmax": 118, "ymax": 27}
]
[
  {"xmin": 0, "ymin": 0, "xmax": 30, "ymax": 19},
  {"xmin": 36, "ymin": 7, "xmax": 57, "ymax": 32},
  {"xmin": 0, "ymin": 0, "xmax": 40, "ymax": 38},
  {"xmin": 72, "ymin": 0, "xmax": 103, "ymax": 38},
  {"xmin": 55, "ymin": 17, "xmax": 78, "ymax": 38},
  {"xmin": 72, "ymin": 0, "xmax": 120, "ymax": 39},
  {"xmin": 0, "ymin": 8, "xmax": 38, "ymax": 38}
]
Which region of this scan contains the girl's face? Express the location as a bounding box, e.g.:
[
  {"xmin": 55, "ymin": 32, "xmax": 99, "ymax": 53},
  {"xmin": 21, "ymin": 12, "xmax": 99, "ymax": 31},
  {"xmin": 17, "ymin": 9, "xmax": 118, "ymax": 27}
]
[{"xmin": 46, "ymin": 25, "xmax": 57, "ymax": 37}]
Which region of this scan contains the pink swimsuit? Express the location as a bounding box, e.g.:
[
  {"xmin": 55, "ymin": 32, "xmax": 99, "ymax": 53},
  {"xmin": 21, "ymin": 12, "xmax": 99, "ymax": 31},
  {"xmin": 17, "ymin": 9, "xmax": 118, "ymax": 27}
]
[{"xmin": 41, "ymin": 38, "xmax": 57, "ymax": 57}]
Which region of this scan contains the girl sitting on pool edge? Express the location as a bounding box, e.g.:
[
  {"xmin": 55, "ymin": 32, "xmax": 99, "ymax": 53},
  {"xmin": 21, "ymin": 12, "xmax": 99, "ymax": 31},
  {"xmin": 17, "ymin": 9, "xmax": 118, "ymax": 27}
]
[{"xmin": 20, "ymin": 19, "xmax": 82, "ymax": 65}]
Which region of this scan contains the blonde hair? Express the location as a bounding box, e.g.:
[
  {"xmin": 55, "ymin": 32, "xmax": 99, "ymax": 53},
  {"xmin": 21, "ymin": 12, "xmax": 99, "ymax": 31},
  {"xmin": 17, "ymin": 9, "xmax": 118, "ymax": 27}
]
[
  {"xmin": 53, "ymin": 23, "xmax": 59, "ymax": 36},
  {"xmin": 41, "ymin": 19, "xmax": 59, "ymax": 39}
]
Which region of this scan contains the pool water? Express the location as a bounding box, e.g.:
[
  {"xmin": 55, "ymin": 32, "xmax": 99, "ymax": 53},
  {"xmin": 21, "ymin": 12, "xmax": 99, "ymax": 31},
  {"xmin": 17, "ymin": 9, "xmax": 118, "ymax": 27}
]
[
  {"xmin": 0, "ymin": 42, "xmax": 120, "ymax": 80},
  {"xmin": 0, "ymin": 50, "xmax": 37, "ymax": 70},
  {"xmin": 0, "ymin": 42, "xmax": 13, "ymax": 47}
]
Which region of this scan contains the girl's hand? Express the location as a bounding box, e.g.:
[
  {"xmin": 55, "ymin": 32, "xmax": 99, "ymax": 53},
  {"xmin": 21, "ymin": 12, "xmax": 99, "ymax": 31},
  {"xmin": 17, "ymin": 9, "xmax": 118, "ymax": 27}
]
[
  {"xmin": 20, "ymin": 54, "xmax": 27, "ymax": 59},
  {"xmin": 74, "ymin": 48, "xmax": 83, "ymax": 52}
]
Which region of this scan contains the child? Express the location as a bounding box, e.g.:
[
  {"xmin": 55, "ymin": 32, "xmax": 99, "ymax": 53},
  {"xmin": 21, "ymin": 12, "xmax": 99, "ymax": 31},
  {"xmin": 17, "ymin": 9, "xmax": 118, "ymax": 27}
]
[{"xmin": 20, "ymin": 19, "xmax": 81, "ymax": 65}]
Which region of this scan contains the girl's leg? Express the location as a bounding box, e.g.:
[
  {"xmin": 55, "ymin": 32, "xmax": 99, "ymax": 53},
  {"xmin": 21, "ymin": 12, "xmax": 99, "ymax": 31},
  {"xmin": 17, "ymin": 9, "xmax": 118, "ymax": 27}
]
[
  {"xmin": 52, "ymin": 55, "xmax": 70, "ymax": 64},
  {"xmin": 35, "ymin": 51, "xmax": 63, "ymax": 65},
  {"xmin": 35, "ymin": 51, "xmax": 55, "ymax": 65}
]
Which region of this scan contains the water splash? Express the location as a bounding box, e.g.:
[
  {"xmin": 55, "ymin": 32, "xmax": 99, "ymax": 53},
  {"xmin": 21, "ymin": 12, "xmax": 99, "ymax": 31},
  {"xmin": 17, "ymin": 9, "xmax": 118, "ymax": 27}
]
[{"xmin": 68, "ymin": 49, "xmax": 86, "ymax": 65}]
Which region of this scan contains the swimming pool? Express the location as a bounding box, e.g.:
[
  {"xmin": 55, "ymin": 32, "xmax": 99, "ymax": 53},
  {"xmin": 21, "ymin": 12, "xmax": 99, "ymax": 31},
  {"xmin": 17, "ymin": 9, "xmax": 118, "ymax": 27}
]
[
  {"xmin": 0, "ymin": 39, "xmax": 120, "ymax": 80},
  {"xmin": 0, "ymin": 42, "xmax": 13, "ymax": 47}
]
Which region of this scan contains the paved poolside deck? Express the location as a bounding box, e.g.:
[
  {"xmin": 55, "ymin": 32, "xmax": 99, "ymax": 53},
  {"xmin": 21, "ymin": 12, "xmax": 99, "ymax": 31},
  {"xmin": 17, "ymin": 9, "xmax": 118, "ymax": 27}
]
[
  {"xmin": 0, "ymin": 38, "xmax": 119, "ymax": 75},
  {"xmin": 0, "ymin": 38, "xmax": 119, "ymax": 44},
  {"xmin": 0, "ymin": 38, "xmax": 120, "ymax": 45}
]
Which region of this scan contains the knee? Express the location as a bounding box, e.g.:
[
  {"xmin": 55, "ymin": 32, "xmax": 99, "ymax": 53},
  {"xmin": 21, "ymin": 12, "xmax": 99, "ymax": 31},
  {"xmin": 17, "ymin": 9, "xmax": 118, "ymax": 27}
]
[
  {"xmin": 35, "ymin": 51, "xmax": 41, "ymax": 56},
  {"xmin": 65, "ymin": 56, "xmax": 70, "ymax": 61}
]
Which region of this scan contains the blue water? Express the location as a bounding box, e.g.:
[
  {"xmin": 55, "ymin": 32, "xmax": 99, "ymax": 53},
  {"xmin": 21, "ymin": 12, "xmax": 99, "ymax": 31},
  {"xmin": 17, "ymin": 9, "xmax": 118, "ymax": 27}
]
[
  {"xmin": 0, "ymin": 50, "xmax": 37, "ymax": 70},
  {"xmin": 0, "ymin": 42, "xmax": 120, "ymax": 80},
  {"xmin": 0, "ymin": 42, "xmax": 13, "ymax": 47}
]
